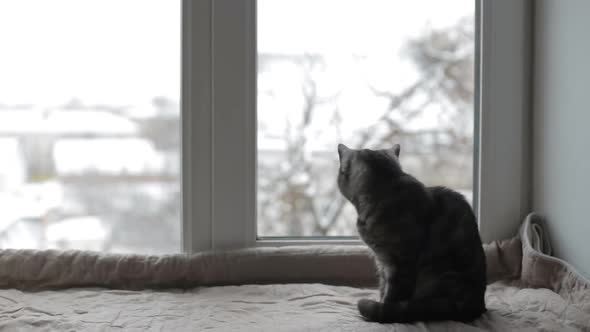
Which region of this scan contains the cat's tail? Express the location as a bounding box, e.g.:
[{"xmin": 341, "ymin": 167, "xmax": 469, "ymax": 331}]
[{"xmin": 357, "ymin": 297, "xmax": 486, "ymax": 324}]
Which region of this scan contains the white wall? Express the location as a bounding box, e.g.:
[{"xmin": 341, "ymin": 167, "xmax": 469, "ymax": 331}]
[{"xmin": 533, "ymin": 0, "xmax": 590, "ymax": 277}]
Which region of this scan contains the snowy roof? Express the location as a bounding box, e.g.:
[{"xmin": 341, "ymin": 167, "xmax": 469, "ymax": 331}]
[
  {"xmin": 0, "ymin": 182, "xmax": 63, "ymax": 232},
  {"xmin": 54, "ymin": 138, "xmax": 167, "ymax": 175},
  {"xmin": 46, "ymin": 216, "xmax": 109, "ymax": 243},
  {"xmin": 0, "ymin": 110, "xmax": 138, "ymax": 136}
]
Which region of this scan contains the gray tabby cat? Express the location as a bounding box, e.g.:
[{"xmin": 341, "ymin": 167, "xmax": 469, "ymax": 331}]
[{"xmin": 337, "ymin": 143, "xmax": 486, "ymax": 323}]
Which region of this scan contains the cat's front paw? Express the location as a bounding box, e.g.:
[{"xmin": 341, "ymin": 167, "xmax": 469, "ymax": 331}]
[{"xmin": 357, "ymin": 298, "xmax": 382, "ymax": 322}]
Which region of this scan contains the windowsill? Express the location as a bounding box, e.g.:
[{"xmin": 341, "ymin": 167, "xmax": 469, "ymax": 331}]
[{"xmin": 256, "ymin": 238, "xmax": 362, "ymax": 247}]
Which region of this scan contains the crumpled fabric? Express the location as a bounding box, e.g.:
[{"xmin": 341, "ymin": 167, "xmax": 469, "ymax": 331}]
[{"xmin": 0, "ymin": 213, "xmax": 587, "ymax": 331}]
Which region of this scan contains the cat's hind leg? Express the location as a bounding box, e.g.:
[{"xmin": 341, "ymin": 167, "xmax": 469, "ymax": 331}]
[{"xmin": 357, "ymin": 296, "xmax": 485, "ymax": 324}]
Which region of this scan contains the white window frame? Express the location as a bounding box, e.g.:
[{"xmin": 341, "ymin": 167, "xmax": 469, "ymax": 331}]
[
  {"xmin": 182, "ymin": 0, "xmax": 533, "ymax": 252},
  {"xmin": 476, "ymin": 0, "xmax": 533, "ymax": 244}
]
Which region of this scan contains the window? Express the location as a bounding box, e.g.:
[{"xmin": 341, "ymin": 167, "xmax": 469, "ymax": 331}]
[
  {"xmin": 184, "ymin": 0, "xmax": 532, "ymax": 250},
  {"xmin": 0, "ymin": 1, "xmax": 531, "ymax": 253},
  {"xmin": 0, "ymin": 0, "xmax": 181, "ymax": 254},
  {"xmin": 257, "ymin": 0, "xmax": 476, "ymax": 238}
]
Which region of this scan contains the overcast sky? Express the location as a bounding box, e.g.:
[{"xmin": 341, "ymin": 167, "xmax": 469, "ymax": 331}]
[
  {"xmin": 0, "ymin": 0, "xmax": 472, "ymax": 133},
  {"xmin": 259, "ymin": 0, "xmax": 473, "ymax": 55},
  {"xmin": 0, "ymin": 0, "xmax": 181, "ymax": 106},
  {"xmin": 258, "ymin": 0, "xmax": 474, "ymax": 147}
]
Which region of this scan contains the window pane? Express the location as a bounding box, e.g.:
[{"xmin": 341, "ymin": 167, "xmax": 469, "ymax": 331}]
[
  {"xmin": 257, "ymin": 0, "xmax": 475, "ymax": 237},
  {"xmin": 0, "ymin": 0, "xmax": 181, "ymax": 253}
]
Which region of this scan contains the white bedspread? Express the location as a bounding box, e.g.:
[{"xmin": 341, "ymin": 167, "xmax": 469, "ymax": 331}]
[
  {"xmin": 0, "ymin": 281, "xmax": 587, "ymax": 331},
  {"xmin": 0, "ymin": 214, "xmax": 588, "ymax": 331}
]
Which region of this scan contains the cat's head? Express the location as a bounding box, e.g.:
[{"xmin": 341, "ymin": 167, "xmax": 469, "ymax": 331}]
[
  {"xmin": 337, "ymin": 144, "xmax": 404, "ymax": 248},
  {"xmin": 336, "ymin": 143, "xmax": 403, "ymax": 205}
]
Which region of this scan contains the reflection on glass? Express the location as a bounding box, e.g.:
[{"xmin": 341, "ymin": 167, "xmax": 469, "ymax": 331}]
[
  {"xmin": 257, "ymin": 0, "xmax": 474, "ymax": 237},
  {"xmin": 0, "ymin": 0, "xmax": 180, "ymax": 253}
]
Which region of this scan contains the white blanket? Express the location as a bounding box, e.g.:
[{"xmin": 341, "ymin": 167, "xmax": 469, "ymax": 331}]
[
  {"xmin": 0, "ymin": 281, "xmax": 586, "ymax": 331},
  {"xmin": 0, "ymin": 213, "xmax": 588, "ymax": 331}
]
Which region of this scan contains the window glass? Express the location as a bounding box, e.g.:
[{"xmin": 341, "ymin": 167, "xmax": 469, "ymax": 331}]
[
  {"xmin": 0, "ymin": 0, "xmax": 181, "ymax": 253},
  {"xmin": 257, "ymin": 0, "xmax": 475, "ymax": 237}
]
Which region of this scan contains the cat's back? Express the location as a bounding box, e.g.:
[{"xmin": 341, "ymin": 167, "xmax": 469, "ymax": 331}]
[
  {"xmin": 424, "ymin": 186, "xmax": 483, "ymax": 261},
  {"xmin": 427, "ymin": 186, "xmax": 474, "ymax": 222},
  {"xmin": 421, "ymin": 186, "xmax": 486, "ymax": 296}
]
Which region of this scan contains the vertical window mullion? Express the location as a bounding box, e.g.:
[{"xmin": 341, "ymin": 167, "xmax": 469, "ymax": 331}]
[
  {"xmin": 182, "ymin": 0, "xmax": 214, "ymax": 253},
  {"xmin": 210, "ymin": 0, "xmax": 257, "ymax": 249}
]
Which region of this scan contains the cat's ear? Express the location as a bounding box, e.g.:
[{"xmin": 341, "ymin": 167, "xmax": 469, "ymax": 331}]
[
  {"xmin": 387, "ymin": 144, "xmax": 401, "ymax": 158},
  {"xmin": 337, "ymin": 143, "xmax": 351, "ymax": 160}
]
